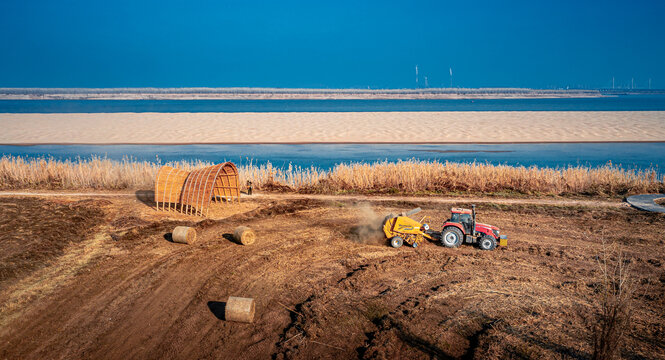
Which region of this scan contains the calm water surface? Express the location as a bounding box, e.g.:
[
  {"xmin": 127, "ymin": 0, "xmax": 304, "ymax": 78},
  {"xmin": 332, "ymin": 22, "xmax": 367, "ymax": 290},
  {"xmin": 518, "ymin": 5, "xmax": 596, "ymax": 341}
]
[{"xmin": 2, "ymin": 95, "xmax": 665, "ymax": 113}]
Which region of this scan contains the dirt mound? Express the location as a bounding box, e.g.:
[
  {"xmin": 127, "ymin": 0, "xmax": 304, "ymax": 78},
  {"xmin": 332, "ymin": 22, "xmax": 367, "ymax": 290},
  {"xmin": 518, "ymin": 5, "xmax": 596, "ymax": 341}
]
[
  {"xmin": 236, "ymin": 199, "xmax": 322, "ymax": 219},
  {"xmin": 260, "ymin": 180, "xmax": 293, "ymax": 193}
]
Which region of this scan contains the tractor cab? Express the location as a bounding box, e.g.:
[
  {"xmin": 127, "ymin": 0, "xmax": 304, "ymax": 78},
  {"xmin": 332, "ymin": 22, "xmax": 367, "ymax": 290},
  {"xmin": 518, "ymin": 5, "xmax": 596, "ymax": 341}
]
[{"xmin": 448, "ymin": 208, "xmax": 474, "ymax": 235}]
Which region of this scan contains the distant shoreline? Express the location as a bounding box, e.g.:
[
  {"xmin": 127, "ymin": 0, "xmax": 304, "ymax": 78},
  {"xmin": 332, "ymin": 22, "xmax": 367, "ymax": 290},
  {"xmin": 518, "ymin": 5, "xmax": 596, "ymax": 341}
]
[{"xmin": 0, "ymin": 87, "xmax": 616, "ymax": 100}]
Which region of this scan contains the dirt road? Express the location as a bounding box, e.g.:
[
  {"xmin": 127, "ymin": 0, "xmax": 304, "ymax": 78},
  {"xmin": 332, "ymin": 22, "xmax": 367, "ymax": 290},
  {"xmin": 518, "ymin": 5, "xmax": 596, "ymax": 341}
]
[
  {"xmin": 0, "ymin": 190, "xmax": 625, "ymax": 208},
  {"xmin": 0, "ymin": 194, "xmax": 662, "ymax": 359}
]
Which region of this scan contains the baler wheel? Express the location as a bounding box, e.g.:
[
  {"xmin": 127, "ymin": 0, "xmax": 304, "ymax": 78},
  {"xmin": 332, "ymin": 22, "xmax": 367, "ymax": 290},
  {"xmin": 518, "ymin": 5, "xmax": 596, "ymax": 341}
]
[{"xmin": 390, "ymin": 236, "xmax": 403, "ymax": 248}]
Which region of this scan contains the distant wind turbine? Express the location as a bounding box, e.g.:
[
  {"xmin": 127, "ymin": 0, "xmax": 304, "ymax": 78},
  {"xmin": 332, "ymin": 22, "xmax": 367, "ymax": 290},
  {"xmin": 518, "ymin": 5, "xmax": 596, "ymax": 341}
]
[
  {"xmin": 415, "ymin": 65, "xmax": 419, "ymax": 88},
  {"xmin": 449, "ymin": 67, "xmax": 453, "ymax": 88}
]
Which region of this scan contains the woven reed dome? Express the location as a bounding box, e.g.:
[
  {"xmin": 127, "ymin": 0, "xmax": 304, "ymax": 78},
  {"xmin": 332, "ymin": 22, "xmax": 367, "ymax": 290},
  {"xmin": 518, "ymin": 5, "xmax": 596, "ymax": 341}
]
[{"xmin": 155, "ymin": 162, "xmax": 240, "ymax": 216}]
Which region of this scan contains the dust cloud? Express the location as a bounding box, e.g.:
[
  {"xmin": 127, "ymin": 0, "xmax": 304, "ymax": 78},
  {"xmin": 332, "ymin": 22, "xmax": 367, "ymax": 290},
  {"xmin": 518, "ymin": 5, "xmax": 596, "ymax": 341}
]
[{"xmin": 349, "ymin": 203, "xmax": 390, "ymax": 245}]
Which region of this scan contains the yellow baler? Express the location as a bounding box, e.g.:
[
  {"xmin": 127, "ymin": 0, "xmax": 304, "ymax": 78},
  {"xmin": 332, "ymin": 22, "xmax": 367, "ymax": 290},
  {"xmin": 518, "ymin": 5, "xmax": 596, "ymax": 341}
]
[{"xmin": 382, "ymin": 208, "xmax": 435, "ymax": 248}]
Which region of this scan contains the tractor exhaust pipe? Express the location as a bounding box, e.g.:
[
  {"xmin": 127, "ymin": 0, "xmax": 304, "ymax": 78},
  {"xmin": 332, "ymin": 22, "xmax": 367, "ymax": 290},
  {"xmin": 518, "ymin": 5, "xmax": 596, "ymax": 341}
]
[{"xmin": 472, "ymin": 204, "xmax": 476, "ymax": 237}]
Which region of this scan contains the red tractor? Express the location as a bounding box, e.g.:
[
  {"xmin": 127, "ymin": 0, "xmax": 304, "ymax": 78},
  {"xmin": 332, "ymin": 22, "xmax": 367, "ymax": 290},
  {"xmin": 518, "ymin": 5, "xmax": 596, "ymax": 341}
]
[{"xmin": 440, "ymin": 205, "xmax": 507, "ymax": 250}]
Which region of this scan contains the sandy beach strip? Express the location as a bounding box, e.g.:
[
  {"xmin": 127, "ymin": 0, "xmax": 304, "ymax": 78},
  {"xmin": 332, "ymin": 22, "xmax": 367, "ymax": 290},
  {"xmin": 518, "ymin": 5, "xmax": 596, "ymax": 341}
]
[{"xmin": 1, "ymin": 111, "xmax": 664, "ymax": 144}]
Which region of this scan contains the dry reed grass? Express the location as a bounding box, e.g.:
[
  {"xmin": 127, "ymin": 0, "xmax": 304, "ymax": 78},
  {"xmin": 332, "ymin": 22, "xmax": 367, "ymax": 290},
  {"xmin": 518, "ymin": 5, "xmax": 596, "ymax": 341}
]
[{"xmin": 1, "ymin": 155, "xmax": 663, "ymax": 196}]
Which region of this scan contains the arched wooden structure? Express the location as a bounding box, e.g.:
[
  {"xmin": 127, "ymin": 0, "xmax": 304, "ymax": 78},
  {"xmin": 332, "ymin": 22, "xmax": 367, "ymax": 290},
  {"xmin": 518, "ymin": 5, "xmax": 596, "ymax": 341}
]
[{"xmin": 154, "ymin": 162, "xmax": 240, "ymax": 216}]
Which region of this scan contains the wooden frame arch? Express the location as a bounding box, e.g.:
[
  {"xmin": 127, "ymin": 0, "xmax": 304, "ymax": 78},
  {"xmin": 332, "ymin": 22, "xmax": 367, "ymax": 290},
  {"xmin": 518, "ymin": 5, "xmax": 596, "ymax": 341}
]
[{"xmin": 154, "ymin": 162, "xmax": 240, "ymax": 216}]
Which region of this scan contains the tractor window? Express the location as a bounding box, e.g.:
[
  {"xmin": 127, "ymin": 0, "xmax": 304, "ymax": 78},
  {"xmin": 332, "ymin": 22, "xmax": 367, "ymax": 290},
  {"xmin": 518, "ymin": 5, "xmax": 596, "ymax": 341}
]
[{"xmin": 450, "ymin": 213, "xmax": 472, "ymax": 223}]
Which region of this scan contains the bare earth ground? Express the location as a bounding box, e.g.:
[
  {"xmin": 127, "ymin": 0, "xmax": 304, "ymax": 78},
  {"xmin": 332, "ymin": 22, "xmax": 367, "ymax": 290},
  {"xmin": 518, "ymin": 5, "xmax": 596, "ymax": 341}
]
[
  {"xmin": 2, "ymin": 111, "xmax": 665, "ymax": 144},
  {"xmin": 0, "ymin": 193, "xmax": 664, "ymax": 359}
]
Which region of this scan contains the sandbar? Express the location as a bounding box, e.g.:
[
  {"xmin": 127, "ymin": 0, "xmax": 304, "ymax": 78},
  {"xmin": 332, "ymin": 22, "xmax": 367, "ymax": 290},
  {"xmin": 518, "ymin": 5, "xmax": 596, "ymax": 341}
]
[{"xmin": 1, "ymin": 111, "xmax": 664, "ymax": 144}]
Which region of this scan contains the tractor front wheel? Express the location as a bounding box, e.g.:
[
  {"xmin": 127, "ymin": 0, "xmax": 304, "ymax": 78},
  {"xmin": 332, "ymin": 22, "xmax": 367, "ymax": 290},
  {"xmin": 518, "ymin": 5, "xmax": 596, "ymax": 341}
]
[
  {"xmin": 390, "ymin": 236, "xmax": 403, "ymax": 248},
  {"xmin": 441, "ymin": 227, "xmax": 463, "ymax": 248},
  {"xmin": 479, "ymin": 235, "xmax": 497, "ymax": 251}
]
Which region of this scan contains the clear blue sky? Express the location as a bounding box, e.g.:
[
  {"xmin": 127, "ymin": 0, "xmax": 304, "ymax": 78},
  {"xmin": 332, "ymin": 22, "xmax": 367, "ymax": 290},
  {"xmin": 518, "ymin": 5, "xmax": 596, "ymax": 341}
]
[{"xmin": 0, "ymin": 0, "xmax": 663, "ymax": 89}]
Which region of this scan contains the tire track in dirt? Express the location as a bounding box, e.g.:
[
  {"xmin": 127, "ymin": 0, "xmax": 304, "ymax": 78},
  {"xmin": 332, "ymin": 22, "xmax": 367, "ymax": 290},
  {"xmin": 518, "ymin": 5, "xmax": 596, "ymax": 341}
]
[
  {"xmin": 269, "ymin": 247, "xmax": 463, "ymax": 359},
  {"xmin": 21, "ymin": 244, "xmax": 204, "ymax": 358},
  {"xmin": 0, "ymin": 230, "xmax": 112, "ymax": 331},
  {"xmin": 357, "ymin": 254, "xmax": 461, "ymax": 359}
]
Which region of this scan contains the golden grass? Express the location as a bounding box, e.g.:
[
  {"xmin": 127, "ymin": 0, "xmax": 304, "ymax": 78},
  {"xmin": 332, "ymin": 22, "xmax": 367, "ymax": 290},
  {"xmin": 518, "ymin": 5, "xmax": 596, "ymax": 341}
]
[{"xmin": 1, "ymin": 155, "xmax": 662, "ymax": 196}]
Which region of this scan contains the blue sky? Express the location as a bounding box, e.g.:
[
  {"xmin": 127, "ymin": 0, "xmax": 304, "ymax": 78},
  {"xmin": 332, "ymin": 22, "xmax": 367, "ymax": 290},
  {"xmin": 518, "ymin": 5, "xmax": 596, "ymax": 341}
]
[{"xmin": 0, "ymin": 0, "xmax": 663, "ymax": 89}]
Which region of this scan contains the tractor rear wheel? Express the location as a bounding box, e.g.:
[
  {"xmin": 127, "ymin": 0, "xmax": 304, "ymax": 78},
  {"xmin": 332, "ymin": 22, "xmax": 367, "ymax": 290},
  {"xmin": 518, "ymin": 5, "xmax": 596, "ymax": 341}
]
[
  {"xmin": 441, "ymin": 227, "xmax": 463, "ymax": 248},
  {"xmin": 479, "ymin": 235, "xmax": 497, "ymax": 251},
  {"xmin": 390, "ymin": 236, "xmax": 403, "ymax": 248}
]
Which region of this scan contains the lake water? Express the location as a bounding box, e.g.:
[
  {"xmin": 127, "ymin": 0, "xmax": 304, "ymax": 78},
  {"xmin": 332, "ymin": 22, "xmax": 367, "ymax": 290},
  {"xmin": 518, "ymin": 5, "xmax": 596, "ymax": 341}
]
[
  {"xmin": 2, "ymin": 143, "xmax": 664, "ymax": 174},
  {"xmin": 2, "ymin": 95, "xmax": 665, "ymax": 113}
]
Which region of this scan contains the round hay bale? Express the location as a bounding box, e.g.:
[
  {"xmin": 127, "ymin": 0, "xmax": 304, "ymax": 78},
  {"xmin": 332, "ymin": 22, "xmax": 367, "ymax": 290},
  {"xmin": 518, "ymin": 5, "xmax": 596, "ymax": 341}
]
[
  {"xmin": 233, "ymin": 226, "xmax": 256, "ymax": 245},
  {"xmin": 172, "ymin": 226, "xmax": 196, "ymax": 244},
  {"xmin": 225, "ymin": 296, "xmax": 255, "ymax": 323}
]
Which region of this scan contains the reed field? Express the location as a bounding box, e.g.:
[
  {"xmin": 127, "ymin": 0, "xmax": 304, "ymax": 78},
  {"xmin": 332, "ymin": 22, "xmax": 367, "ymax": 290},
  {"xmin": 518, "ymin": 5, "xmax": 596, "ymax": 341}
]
[{"xmin": 0, "ymin": 155, "xmax": 663, "ymax": 196}]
